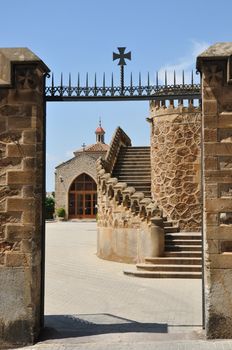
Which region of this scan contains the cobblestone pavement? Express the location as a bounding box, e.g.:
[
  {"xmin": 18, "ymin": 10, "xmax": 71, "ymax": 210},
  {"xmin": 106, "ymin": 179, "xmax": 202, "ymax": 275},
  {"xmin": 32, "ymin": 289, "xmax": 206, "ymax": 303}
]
[{"xmin": 17, "ymin": 222, "xmax": 232, "ymax": 349}]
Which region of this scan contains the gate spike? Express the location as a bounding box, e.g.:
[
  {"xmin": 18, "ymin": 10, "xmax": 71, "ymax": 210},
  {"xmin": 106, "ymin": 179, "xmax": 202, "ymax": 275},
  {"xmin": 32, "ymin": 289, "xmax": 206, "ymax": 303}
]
[
  {"xmin": 174, "ymin": 70, "xmax": 176, "ymax": 86},
  {"xmin": 156, "ymin": 71, "xmax": 159, "ymax": 88},
  {"xmin": 130, "ymin": 72, "xmax": 133, "ymax": 87},
  {"xmin": 111, "ymin": 73, "xmax": 114, "ymax": 96},
  {"xmin": 165, "ymin": 70, "xmax": 167, "ymax": 87},
  {"xmin": 191, "ymin": 70, "xmax": 194, "ymax": 86},
  {"xmin": 51, "ymin": 73, "xmax": 54, "ymax": 89},
  {"xmin": 182, "ymin": 70, "xmax": 185, "ymax": 85},
  {"xmin": 139, "ymin": 72, "xmax": 141, "ymax": 87},
  {"xmin": 103, "ymin": 73, "xmax": 105, "ymax": 88},
  {"xmin": 147, "ymin": 72, "xmax": 150, "ymax": 87},
  {"xmin": 94, "ymin": 73, "xmax": 97, "ymax": 89},
  {"xmin": 69, "ymin": 73, "xmax": 71, "ymax": 89},
  {"xmin": 77, "ymin": 73, "xmax": 80, "ymax": 89},
  {"xmin": 86, "ymin": 73, "xmax": 88, "ymax": 88},
  {"xmin": 60, "ymin": 73, "xmax": 63, "ymax": 88}
]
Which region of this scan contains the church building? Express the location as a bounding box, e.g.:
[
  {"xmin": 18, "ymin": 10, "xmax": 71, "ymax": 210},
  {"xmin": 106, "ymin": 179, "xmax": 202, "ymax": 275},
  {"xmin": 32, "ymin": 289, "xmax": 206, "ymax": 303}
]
[{"xmin": 55, "ymin": 121, "xmax": 109, "ymax": 219}]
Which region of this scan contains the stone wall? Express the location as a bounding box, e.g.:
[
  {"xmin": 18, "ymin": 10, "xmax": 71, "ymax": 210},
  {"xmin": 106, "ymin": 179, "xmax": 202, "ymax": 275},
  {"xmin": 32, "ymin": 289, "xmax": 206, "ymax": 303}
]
[
  {"xmin": 55, "ymin": 153, "xmax": 99, "ymax": 218},
  {"xmin": 148, "ymin": 104, "xmax": 202, "ymax": 231},
  {"xmin": 0, "ymin": 49, "xmax": 48, "ymax": 347},
  {"xmin": 197, "ymin": 43, "xmax": 232, "ymax": 338}
]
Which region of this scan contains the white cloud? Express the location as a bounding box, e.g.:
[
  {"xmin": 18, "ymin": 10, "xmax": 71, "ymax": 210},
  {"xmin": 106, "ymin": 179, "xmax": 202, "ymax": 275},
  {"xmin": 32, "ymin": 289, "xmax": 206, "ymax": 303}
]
[
  {"xmin": 65, "ymin": 150, "xmax": 74, "ymax": 158},
  {"xmin": 158, "ymin": 40, "xmax": 210, "ymax": 85},
  {"xmin": 46, "ymin": 153, "xmax": 59, "ymax": 162}
]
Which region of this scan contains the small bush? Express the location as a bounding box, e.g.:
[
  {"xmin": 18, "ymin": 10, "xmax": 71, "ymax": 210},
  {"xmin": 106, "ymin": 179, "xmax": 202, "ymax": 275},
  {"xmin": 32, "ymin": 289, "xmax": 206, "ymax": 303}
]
[{"xmin": 56, "ymin": 207, "xmax": 65, "ymax": 218}]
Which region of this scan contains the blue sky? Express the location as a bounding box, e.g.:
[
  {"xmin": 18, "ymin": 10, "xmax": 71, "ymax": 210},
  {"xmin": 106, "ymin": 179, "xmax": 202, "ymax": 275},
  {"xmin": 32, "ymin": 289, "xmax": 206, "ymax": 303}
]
[{"xmin": 1, "ymin": 0, "xmax": 232, "ymax": 190}]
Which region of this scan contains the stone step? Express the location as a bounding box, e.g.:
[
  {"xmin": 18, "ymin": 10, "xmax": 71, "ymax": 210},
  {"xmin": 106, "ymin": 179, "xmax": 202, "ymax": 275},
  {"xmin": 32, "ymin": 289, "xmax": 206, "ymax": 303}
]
[
  {"xmin": 165, "ymin": 251, "xmax": 202, "ymax": 257},
  {"xmin": 118, "ymin": 149, "xmax": 150, "ymax": 153},
  {"xmin": 120, "ymin": 149, "xmax": 150, "ymax": 154},
  {"xmin": 136, "ymin": 263, "xmax": 202, "ymax": 272},
  {"xmin": 115, "ymin": 170, "xmax": 150, "ymax": 175},
  {"xmin": 165, "ymin": 245, "xmax": 202, "ymax": 251},
  {"xmin": 123, "ymin": 270, "xmax": 202, "ymax": 279},
  {"xmin": 145, "ymin": 257, "xmax": 202, "ymax": 265},
  {"xmin": 165, "ymin": 239, "xmax": 202, "ymax": 246},
  {"xmin": 164, "ymin": 227, "xmax": 180, "ymax": 233},
  {"xmin": 163, "ymin": 221, "xmax": 173, "ymax": 228},
  {"xmin": 116, "ymin": 173, "xmax": 151, "ymax": 178},
  {"xmin": 114, "ymin": 170, "xmax": 151, "ymax": 175},
  {"xmin": 119, "ymin": 152, "xmax": 150, "ymax": 156},
  {"xmin": 115, "ymin": 160, "xmax": 151, "ymax": 165},
  {"xmin": 123, "ymin": 183, "xmax": 151, "ymax": 188},
  {"xmin": 116, "ymin": 178, "xmax": 151, "ymax": 183},
  {"xmin": 115, "ymin": 160, "xmax": 151, "ymax": 167},
  {"xmin": 120, "ymin": 146, "xmax": 150, "ymax": 150},
  {"xmin": 115, "ymin": 161, "xmax": 150, "ymax": 166},
  {"xmin": 114, "ymin": 167, "xmax": 151, "ymax": 172},
  {"xmin": 116, "ymin": 154, "xmax": 150, "ymax": 158},
  {"xmin": 165, "ymin": 233, "xmax": 202, "ymax": 240}
]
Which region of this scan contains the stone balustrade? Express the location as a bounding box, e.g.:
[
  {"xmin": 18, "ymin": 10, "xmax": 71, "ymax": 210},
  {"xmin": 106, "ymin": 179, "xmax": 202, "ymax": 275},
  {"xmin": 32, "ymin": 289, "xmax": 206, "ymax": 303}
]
[
  {"xmin": 99, "ymin": 126, "xmax": 131, "ymax": 173},
  {"xmin": 96, "ymin": 128, "xmax": 164, "ymax": 263}
]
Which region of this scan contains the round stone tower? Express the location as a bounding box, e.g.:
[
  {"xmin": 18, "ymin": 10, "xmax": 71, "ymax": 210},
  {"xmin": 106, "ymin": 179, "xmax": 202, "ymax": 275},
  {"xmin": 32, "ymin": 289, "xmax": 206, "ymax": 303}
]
[{"xmin": 148, "ymin": 102, "xmax": 202, "ymax": 231}]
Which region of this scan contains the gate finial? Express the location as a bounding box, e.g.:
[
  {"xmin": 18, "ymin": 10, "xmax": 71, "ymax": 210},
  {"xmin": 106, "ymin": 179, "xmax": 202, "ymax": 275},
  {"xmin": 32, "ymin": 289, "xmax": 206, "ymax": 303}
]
[{"xmin": 113, "ymin": 47, "xmax": 131, "ymax": 95}]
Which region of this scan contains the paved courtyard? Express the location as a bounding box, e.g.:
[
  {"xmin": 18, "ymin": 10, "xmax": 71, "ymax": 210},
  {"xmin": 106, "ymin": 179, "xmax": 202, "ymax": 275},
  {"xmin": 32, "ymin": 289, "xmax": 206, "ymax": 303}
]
[{"xmin": 17, "ymin": 222, "xmax": 232, "ymax": 349}]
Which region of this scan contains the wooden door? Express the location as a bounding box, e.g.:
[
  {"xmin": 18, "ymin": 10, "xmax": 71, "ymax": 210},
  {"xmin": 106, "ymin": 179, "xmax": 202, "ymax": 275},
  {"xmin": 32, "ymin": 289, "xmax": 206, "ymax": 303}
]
[{"xmin": 68, "ymin": 174, "xmax": 97, "ymax": 219}]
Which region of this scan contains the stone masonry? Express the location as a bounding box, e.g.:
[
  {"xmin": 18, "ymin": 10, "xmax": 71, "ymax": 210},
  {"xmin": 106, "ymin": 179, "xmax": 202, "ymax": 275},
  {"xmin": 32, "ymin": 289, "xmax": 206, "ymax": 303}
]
[
  {"xmin": 0, "ymin": 49, "xmax": 49, "ymax": 347},
  {"xmin": 148, "ymin": 104, "xmax": 202, "ymax": 232},
  {"xmin": 197, "ymin": 43, "xmax": 232, "ymax": 338}
]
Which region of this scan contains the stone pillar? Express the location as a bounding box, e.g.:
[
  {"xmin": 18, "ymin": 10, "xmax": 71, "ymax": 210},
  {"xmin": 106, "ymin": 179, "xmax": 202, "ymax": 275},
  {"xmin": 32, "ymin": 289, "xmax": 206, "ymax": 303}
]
[
  {"xmin": 148, "ymin": 104, "xmax": 201, "ymax": 231},
  {"xmin": 197, "ymin": 43, "xmax": 232, "ymax": 338},
  {"xmin": 0, "ymin": 49, "xmax": 49, "ymax": 347}
]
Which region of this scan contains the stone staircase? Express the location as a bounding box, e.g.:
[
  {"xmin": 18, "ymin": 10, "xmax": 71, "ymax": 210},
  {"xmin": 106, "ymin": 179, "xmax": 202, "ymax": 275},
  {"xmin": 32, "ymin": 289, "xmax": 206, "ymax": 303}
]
[
  {"xmin": 124, "ymin": 218, "xmax": 202, "ymax": 279},
  {"xmin": 112, "ymin": 146, "xmax": 151, "ymax": 198},
  {"xmin": 98, "ymin": 136, "xmax": 202, "ymax": 279}
]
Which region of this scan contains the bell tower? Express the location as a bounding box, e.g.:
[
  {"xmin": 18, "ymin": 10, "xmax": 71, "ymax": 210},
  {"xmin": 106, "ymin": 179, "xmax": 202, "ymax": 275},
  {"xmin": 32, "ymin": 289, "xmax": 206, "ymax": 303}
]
[{"xmin": 95, "ymin": 118, "xmax": 105, "ymax": 143}]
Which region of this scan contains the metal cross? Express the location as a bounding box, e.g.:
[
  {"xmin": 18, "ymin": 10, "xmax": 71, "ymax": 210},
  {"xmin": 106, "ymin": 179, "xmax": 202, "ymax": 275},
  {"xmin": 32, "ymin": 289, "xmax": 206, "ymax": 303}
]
[
  {"xmin": 113, "ymin": 47, "xmax": 131, "ymax": 66},
  {"xmin": 113, "ymin": 47, "xmax": 131, "ymax": 94}
]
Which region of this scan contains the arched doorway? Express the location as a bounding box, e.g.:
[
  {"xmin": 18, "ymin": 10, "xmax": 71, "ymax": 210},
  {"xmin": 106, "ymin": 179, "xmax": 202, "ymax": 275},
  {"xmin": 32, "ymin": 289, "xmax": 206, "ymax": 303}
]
[{"xmin": 68, "ymin": 173, "xmax": 97, "ymax": 219}]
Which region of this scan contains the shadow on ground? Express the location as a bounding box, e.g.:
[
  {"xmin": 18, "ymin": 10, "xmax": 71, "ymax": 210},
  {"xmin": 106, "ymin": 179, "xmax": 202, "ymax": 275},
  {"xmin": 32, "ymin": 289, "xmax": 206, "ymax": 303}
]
[{"xmin": 41, "ymin": 313, "xmax": 168, "ymax": 340}]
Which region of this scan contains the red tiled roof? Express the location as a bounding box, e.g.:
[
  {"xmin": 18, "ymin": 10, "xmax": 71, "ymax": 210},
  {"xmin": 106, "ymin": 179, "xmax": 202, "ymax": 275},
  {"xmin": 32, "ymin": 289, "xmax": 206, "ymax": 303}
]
[
  {"xmin": 95, "ymin": 126, "xmax": 105, "ymax": 133},
  {"xmin": 74, "ymin": 142, "xmax": 109, "ymax": 155}
]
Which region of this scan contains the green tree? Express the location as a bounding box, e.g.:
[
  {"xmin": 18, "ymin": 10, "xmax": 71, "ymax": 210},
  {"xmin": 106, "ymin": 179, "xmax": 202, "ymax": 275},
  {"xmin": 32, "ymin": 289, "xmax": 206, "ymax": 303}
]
[{"xmin": 45, "ymin": 196, "xmax": 55, "ymax": 219}]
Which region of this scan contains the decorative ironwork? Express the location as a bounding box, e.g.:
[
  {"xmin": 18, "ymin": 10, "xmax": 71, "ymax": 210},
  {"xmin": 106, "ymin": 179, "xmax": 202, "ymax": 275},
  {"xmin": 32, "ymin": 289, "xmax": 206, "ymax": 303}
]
[
  {"xmin": 113, "ymin": 47, "xmax": 131, "ymax": 94},
  {"xmin": 45, "ymin": 70, "xmax": 201, "ymax": 102},
  {"xmin": 45, "ymin": 47, "xmax": 201, "ymax": 102}
]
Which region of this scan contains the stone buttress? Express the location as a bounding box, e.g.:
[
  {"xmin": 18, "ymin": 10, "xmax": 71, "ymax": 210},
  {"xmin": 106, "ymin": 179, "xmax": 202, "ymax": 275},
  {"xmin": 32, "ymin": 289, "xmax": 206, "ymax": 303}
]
[
  {"xmin": 197, "ymin": 43, "xmax": 232, "ymax": 338},
  {"xmin": 0, "ymin": 49, "xmax": 49, "ymax": 347}
]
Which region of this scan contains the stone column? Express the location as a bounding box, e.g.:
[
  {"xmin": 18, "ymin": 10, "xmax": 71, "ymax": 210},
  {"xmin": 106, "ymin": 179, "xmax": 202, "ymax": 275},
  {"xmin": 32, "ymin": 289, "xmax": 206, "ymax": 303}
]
[
  {"xmin": 197, "ymin": 43, "xmax": 232, "ymax": 338},
  {"xmin": 0, "ymin": 49, "xmax": 49, "ymax": 347}
]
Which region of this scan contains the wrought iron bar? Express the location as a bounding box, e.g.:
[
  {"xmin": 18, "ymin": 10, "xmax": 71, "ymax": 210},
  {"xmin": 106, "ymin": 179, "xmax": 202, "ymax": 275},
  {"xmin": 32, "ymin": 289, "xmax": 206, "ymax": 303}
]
[
  {"xmin": 45, "ymin": 83, "xmax": 201, "ymax": 102},
  {"xmin": 46, "ymin": 70, "xmax": 201, "ymax": 102}
]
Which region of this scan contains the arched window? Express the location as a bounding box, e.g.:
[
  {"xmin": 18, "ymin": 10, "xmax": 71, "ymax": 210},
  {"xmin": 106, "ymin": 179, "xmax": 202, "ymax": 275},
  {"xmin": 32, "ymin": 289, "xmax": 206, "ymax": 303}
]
[{"xmin": 68, "ymin": 173, "xmax": 97, "ymax": 219}]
